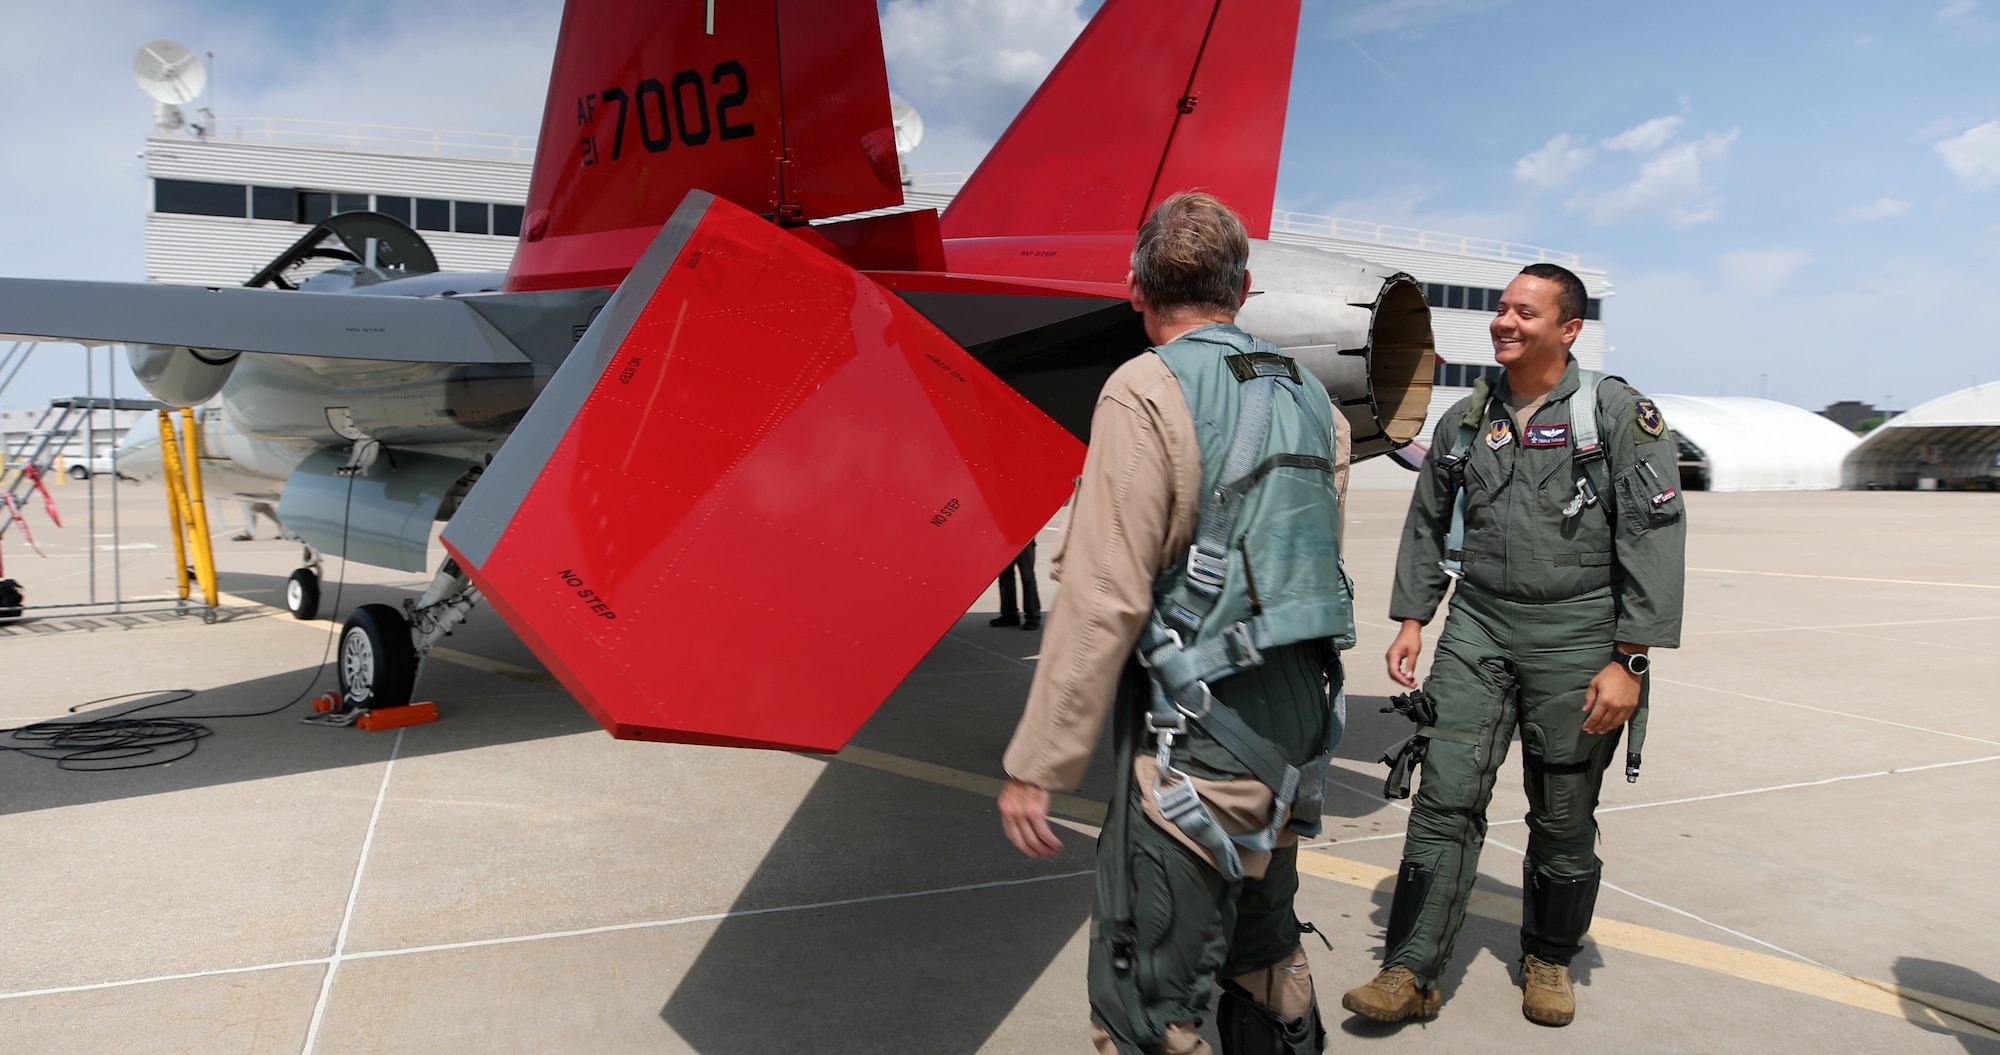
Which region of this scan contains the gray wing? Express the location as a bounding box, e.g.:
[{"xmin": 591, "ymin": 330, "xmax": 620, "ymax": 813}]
[{"xmin": 0, "ymin": 278, "xmax": 597, "ymax": 365}]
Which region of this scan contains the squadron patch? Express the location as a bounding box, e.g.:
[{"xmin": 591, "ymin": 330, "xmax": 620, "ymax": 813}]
[
  {"xmin": 1524, "ymin": 423, "xmax": 1570, "ymax": 448},
  {"xmin": 1634, "ymin": 398, "xmax": 1666, "ymax": 438},
  {"xmin": 1485, "ymin": 419, "xmax": 1514, "ymax": 450}
]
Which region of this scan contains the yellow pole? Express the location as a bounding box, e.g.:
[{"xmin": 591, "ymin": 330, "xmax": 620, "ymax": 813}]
[
  {"xmin": 179, "ymin": 407, "xmax": 219, "ymax": 609},
  {"xmin": 53, "ymin": 452, "xmax": 65, "ymax": 486},
  {"xmin": 155, "ymin": 411, "xmax": 191, "ymax": 601}
]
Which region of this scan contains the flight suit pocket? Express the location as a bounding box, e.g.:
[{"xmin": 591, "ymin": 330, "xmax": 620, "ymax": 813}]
[{"xmin": 1616, "ymin": 459, "xmax": 1682, "ymax": 532}]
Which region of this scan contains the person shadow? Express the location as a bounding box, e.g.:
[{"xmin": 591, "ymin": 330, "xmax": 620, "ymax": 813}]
[{"xmin": 1892, "ymin": 958, "xmax": 2000, "ymax": 1053}]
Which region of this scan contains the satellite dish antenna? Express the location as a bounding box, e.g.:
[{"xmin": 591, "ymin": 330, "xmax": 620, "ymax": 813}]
[
  {"xmin": 133, "ymin": 40, "xmax": 207, "ymax": 104},
  {"xmin": 890, "ymin": 94, "xmax": 924, "ymax": 156}
]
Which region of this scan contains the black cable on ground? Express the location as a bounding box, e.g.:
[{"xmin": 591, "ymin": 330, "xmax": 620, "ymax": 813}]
[{"xmin": 2, "ymin": 459, "xmax": 362, "ymax": 772}]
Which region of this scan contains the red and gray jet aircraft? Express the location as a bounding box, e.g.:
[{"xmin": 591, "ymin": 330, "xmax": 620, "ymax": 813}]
[{"xmin": 0, "ymin": 0, "xmax": 1433, "ymax": 752}]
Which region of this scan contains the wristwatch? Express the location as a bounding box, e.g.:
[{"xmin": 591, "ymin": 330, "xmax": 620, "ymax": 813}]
[{"xmin": 1613, "ymin": 650, "xmax": 1650, "ymax": 677}]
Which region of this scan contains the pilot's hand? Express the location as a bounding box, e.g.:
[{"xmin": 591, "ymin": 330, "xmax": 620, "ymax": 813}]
[
  {"xmin": 1386, "ymin": 619, "xmax": 1426, "ymax": 689},
  {"xmin": 999, "ymin": 778, "xmax": 1063, "ymax": 859},
  {"xmin": 1582, "ymin": 662, "xmax": 1641, "ymax": 735}
]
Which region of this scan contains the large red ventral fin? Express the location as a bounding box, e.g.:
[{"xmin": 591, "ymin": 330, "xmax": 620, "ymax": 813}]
[
  {"xmin": 505, "ymin": 0, "xmax": 903, "ymax": 293},
  {"xmin": 446, "ymin": 192, "xmax": 1083, "ymax": 752},
  {"xmin": 940, "ymin": 0, "xmax": 1300, "ymax": 241}
]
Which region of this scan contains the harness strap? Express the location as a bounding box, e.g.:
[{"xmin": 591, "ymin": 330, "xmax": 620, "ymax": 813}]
[
  {"xmin": 1185, "ymin": 371, "xmax": 1283, "ymax": 601},
  {"xmin": 1438, "ymin": 378, "xmax": 1493, "ymax": 579},
  {"xmin": 1522, "ymin": 754, "xmax": 1596, "ymax": 776}
]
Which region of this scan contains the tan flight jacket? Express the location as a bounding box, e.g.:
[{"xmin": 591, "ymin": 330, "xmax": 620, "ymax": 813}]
[{"xmin": 1002, "ymin": 349, "xmax": 1350, "ymax": 875}]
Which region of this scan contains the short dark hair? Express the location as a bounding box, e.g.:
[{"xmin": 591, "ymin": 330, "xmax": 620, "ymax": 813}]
[
  {"xmin": 1130, "ymin": 192, "xmax": 1250, "ymax": 316},
  {"xmin": 1518, "ymin": 263, "xmax": 1587, "ymax": 324}
]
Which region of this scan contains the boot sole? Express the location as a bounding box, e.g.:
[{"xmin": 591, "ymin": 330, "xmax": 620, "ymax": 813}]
[
  {"xmin": 1341, "ymin": 990, "xmax": 1440, "ymax": 1023},
  {"xmin": 1522, "ymin": 1004, "xmax": 1574, "ymax": 1027}
]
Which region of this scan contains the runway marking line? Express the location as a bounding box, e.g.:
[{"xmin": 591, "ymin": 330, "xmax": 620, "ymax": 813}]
[
  {"xmin": 829, "ymin": 750, "xmax": 2000, "ymax": 1042},
  {"xmin": 1690, "ymin": 567, "xmax": 2000, "ymax": 591},
  {"xmin": 210, "ymin": 588, "xmax": 2000, "ymax": 1039}
]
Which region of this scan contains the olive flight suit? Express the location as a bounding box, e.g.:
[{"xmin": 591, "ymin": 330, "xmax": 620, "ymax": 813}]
[{"xmin": 1381, "ymin": 357, "xmax": 1686, "ymax": 986}]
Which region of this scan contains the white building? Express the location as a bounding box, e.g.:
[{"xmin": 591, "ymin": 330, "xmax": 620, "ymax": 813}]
[{"xmin": 142, "ymin": 118, "xmax": 532, "ymax": 285}]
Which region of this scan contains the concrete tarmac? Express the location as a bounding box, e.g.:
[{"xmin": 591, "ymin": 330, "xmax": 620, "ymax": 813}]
[{"xmin": 1, "ymin": 482, "xmax": 1996, "ymax": 1054}]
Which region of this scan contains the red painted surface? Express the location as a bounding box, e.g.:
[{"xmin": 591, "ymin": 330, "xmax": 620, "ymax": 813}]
[
  {"xmin": 448, "ymin": 196, "xmax": 1083, "ymax": 751},
  {"xmin": 939, "ymin": 0, "xmax": 1300, "ymax": 241},
  {"xmin": 506, "ymin": 0, "xmax": 901, "ymax": 293}
]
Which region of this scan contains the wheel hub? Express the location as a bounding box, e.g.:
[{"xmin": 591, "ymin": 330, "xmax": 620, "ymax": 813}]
[{"xmin": 341, "ymin": 626, "xmax": 376, "ymax": 704}]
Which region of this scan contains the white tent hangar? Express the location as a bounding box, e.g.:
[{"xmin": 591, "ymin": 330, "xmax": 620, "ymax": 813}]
[
  {"xmin": 1843, "ymin": 381, "xmax": 2000, "ymax": 490},
  {"xmin": 1650, "ymin": 395, "xmax": 1858, "ymax": 492}
]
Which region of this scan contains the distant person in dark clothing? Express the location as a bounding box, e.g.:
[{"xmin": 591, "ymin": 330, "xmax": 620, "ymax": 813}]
[{"xmin": 990, "ymin": 541, "xmax": 1041, "ymax": 630}]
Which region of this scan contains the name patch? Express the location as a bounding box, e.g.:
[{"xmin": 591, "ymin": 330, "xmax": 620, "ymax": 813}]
[{"xmin": 1524, "ymin": 423, "xmax": 1570, "ymax": 448}]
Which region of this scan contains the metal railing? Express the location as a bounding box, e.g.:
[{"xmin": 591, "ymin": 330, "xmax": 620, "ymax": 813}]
[
  {"xmin": 893, "ymin": 174, "xmax": 1581, "ymax": 266},
  {"xmin": 202, "ymin": 117, "xmax": 538, "ymax": 160},
  {"xmin": 1269, "ymin": 211, "xmax": 1579, "ymax": 266}
]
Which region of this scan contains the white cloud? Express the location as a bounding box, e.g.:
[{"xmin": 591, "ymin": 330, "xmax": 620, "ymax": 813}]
[
  {"xmin": 1332, "ymin": 0, "xmax": 1510, "ymax": 36},
  {"xmin": 1831, "ymin": 197, "xmax": 1913, "ymax": 224},
  {"xmin": 1936, "ymin": 120, "xmax": 2000, "ymax": 190},
  {"xmin": 1513, "ymin": 134, "xmax": 1594, "ymax": 191},
  {"xmin": 1581, "ymin": 129, "xmax": 1738, "ymax": 227},
  {"xmin": 1603, "ymin": 115, "xmax": 1685, "ymax": 155},
  {"xmin": 1715, "ymin": 248, "xmax": 1814, "ymax": 297},
  {"xmin": 880, "ymin": 0, "xmax": 1086, "ymax": 126},
  {"xmin": 1937, "ymin": 0, "xmax": 1977, "ymax": 22}
]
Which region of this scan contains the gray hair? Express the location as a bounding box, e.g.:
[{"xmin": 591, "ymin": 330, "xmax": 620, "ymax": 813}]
[{"xmin": 1130, "ymin": 192, "xmax": 1250, "ymax": 317}]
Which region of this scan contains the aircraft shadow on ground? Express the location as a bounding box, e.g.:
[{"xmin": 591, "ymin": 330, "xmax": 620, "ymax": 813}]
[
  {"xmin": 661, "ymin": 623, "xmax": 1418, "ymax": 1052},
  {"xmin": 0, "ymin": 574, "xmax": 598, "ymax": 817},
  {"xmin": 660, "ymin": 617, "xmax": 1120, "ymax": 1054},
  {"xmin": 1895, "ymin": 958, "xmax": 2000, "ymax": 1054}
]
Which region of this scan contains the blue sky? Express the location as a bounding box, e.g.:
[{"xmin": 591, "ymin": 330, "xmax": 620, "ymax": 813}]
[{"xmin": 1, "ymin": 0, "xmax": 1995, "ymax": 412}]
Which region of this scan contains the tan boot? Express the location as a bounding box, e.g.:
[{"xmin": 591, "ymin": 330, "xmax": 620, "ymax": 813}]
[
  {"xmin": 1520, "ymin": 955, "xmax": 1575, "ymax": 1026},
  {"xmin": 1340, "ymin": 965, "xmax": 1440, "ymax": 1022}
]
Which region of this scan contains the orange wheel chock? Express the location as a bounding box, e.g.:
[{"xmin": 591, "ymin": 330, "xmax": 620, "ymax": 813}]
[{"xmin": 355, "ymin": 702, "xmax": 439, "ymax": 732}]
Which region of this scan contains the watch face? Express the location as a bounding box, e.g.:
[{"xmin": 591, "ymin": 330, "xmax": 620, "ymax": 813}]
[{"xmin": 1622, "ymin": 652, "xmax": 1650, "ymax": 675}]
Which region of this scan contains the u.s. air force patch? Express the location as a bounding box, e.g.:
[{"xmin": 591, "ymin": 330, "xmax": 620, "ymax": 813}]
[
  {"xmin": 1486, "ymin": 419, "xmax": 1514, "ymax": 450},
  {"xmin": 1635, "ymin": 398, "xmax": 1666, "ymax": 438}
]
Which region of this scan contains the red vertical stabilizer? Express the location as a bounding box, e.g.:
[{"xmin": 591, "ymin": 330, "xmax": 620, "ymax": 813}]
[
  {"xmin": 505, "ymin": 0, "xmax": 905, "ymax": 293},
  {"xmin": 939, "ymin": 0, "xmax": 1300, "ymax": 241},
  {"xmin": 448, "ymin": 192, "xmax": 1083, "ymax": 752}
]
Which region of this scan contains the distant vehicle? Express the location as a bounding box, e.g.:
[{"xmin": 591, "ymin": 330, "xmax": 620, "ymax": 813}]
[{"xmin": 65, "ymin": 452, "xmax": 138, "ymax": 482}]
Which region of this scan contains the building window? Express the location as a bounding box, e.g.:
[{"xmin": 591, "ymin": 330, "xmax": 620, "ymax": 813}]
[
  {"xmin": 334, "ymin": 193, "xmax": 370, "ymax": 215},
  {"xmin": 155, "ymin": 179, "xmax": 246, "ymax": 217},
  {"xmin": 1434, "ymin": 361, "xmax": 1505, "ymax": 388},
  {"xmin": 493, "ymin": 203, "xmax": 524, "ymax": 237},
  {"xmin": 374, "ymin": 195, "xmax": 411, "ymax": 225},
  {"xmin": 454, "ymin": 201, "xmax": 489, "ymax": 235},
  {"xmin": 415, "ymin": 198, "xmax": 451, "ymax": 232},
  {"xmin": 297, "ymin": 192, "xmax": 334, "ymax": 224},
  {"xmin": 250, "ymin": 186, "xmax": 294, "ymax": 221},
  {"xmin": 1421, "ymin": 281, "xmax": 1605, "ymax": 321}
]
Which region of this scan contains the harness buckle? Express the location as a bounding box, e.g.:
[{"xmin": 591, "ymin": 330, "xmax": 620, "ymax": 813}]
[
  {"xmin": 1561, "ymin": 477, "xmax": 1599, "ymax": 518},
  {"xmin": 1221, "ymin": 622, "xmax": 1262, "ymax": 668},
  {"xmin": 1176, "ymin": 681, "xmax": 1216, "ymax": 723},
  {"xmin": 1436, "ymin": 451, "xmax": 1468, "ymax": 479},
  {"xmin": 1185, "ymin": 544, "xmax": 1228, "ymax": 592}
]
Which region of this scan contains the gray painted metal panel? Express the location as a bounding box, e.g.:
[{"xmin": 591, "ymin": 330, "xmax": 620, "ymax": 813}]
[
  {"xmin": 277, "ymin": 446, "xmax": 478, "ymax": 572},
  {"xmin": 442, "ymin": 192, "xmax": 715, "ymax": 567},
  {"xmin": 0, "ymin": 279, "xmax": 529, "ymax": 364}
]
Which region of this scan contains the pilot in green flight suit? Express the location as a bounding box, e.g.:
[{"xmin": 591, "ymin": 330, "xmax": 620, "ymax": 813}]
[{"xmin": 1341, "ymin": 263, "xmax": 1686, "ymax": 1028}]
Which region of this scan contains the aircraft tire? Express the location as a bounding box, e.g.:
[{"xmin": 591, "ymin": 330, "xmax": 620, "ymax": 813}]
[
  {"xmin": 339, "ymin": 604, "xmax": 416, "ymax": 709},
  {"xmin": 286, "ymin": 568, "xmax": 321, "ymax": 621},
  {"xmin": 0, "ymin": 578, "xmax": 22, "ymax": 620}
]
